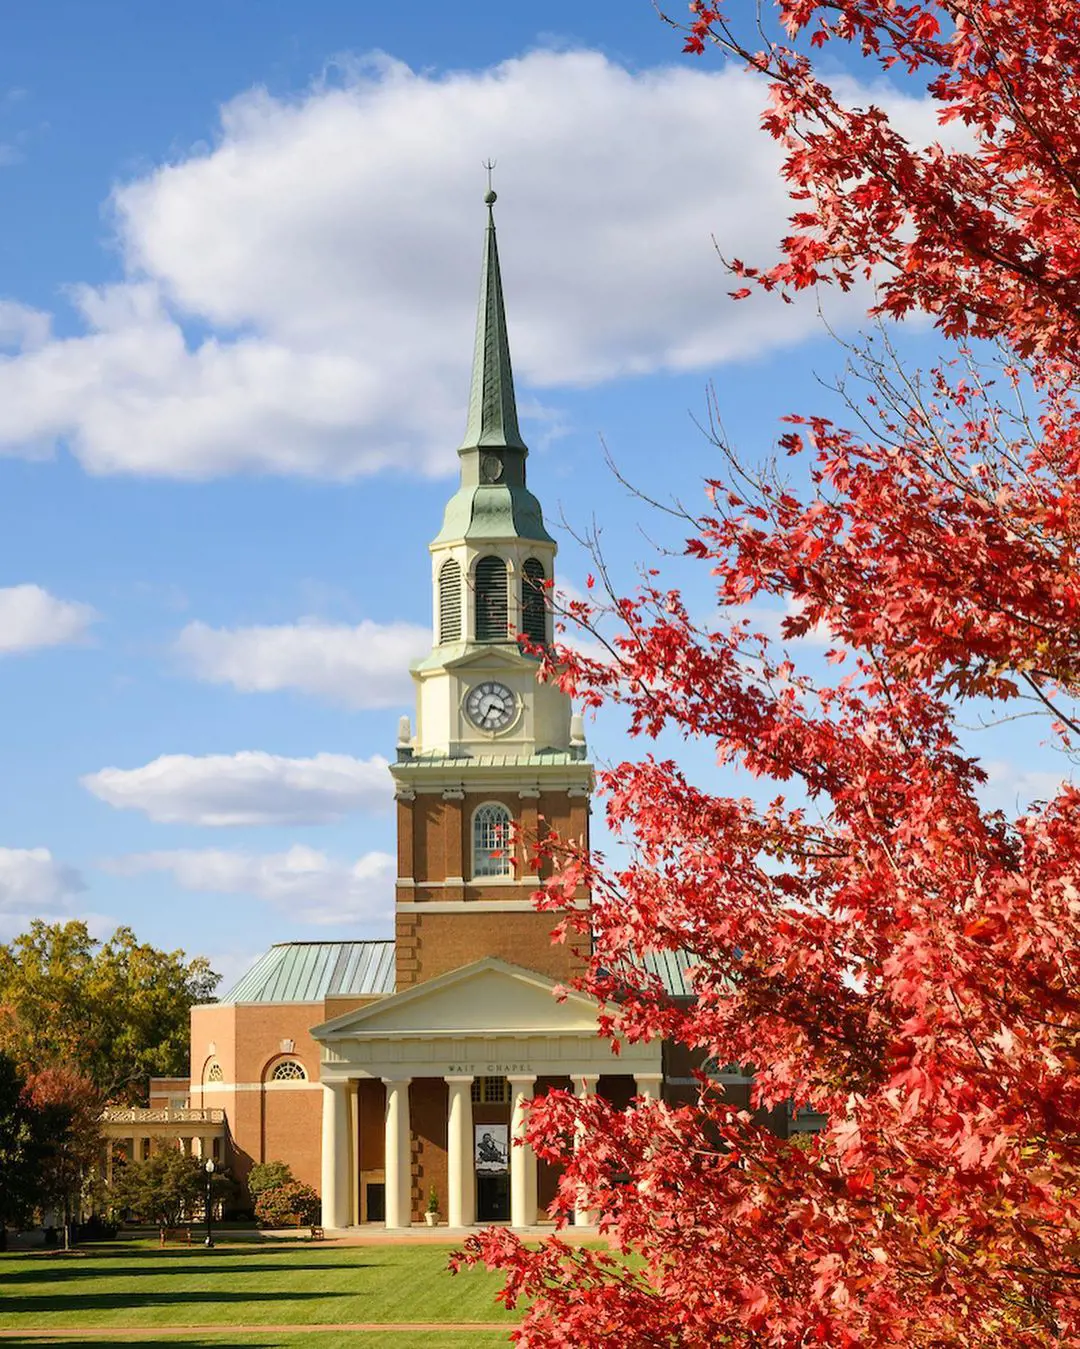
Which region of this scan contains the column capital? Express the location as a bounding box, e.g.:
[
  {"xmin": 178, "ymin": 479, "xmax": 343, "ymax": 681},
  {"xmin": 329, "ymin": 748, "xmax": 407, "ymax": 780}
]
[
  {"xmin": 507, "ymin": 1073, "xmax": 537, "ymax": 1087},
  {"xmin": 443, "ymin": 1074, "xmax": 475, "ymax": 1084},
  {"xmin": 381, "ymin": 1076, "xmax": 413, "ymax": 1087}
]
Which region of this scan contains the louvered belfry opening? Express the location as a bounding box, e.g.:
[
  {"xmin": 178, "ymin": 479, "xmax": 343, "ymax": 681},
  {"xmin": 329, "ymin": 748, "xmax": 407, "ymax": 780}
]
[
  {"xmin": 521, "ymin": 557, "xmax": 547, "ymax": 644},
  {"xmin": 439, "ymin": 558, "xmax": 463, "ymax": 643},
  {"xmin": 475, "ymin": 555, "xmax": 509, "ymax": 641}
]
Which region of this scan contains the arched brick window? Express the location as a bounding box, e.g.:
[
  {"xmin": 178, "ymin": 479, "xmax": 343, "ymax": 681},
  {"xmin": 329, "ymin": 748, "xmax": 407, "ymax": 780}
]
[
  {"xmin": 473, "ymin": 802, "xmax": 513, "ymax": 878},
  {"xmin": 270, "ymin": 1060, "xmax": 307, "ymax": 1082}
]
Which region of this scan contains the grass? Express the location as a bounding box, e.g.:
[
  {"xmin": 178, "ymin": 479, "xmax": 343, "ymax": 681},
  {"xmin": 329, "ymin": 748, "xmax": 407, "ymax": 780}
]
[
  {"xmin": 0, "ymin": 1237, "xmax": 518, "ymax": 1341},
  {"xmin": 1, "ymin": 1340, "xmax": 511, "ymax": 1348},
  {"xmin": 0, "ymin": 1340, "xmax": 511, "ymax": 1348}
]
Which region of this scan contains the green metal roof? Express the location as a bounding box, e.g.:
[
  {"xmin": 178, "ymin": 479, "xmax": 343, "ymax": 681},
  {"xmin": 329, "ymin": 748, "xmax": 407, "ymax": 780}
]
[
  {"xmin": 394, "ymin": 748, "xmax": 589, "ymax": 770},
  {"xmin": 639, "ymin": 949, "xmax": 697, "ymax": 999},
  {"xmin": 432, "ymin": 192, "xmax": 553, "ymax": 548},
  {"xmin": 221, "ymin": 941, "xmax": 395, "ymax": 1004},
  {"xmin": 460, "ymin": 193, "xmax": 527, "ymax": 456}
]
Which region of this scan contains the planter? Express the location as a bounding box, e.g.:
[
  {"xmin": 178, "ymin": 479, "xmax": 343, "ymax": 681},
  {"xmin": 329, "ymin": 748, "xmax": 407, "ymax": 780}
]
[{"xmin": 424, "ymin": 1211, "xmax": 439, "ymax": 1227}]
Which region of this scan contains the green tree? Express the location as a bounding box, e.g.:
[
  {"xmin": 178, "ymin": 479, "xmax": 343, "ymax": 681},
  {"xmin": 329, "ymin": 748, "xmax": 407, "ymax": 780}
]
[
  {"xmin": 246, "ymin": 1159, "xmax": 294, "ymax": 1201},
  {"xmin": 0, "ymin": 1053, "xmax": 51, "ymax": 1250},
  {"xmin": 0, "ymin": 921, "xmax": 219, "ymax": 1102},
  {"xmin": 112, "ymin": 1150, "xmax": 205, "ymax": 1228}
]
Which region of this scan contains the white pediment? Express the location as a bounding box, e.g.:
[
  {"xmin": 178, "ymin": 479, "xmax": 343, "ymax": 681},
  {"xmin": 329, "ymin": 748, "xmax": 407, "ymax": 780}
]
[
  {"xmin": 434, "ymin": 645, "xmax": 532, "ymax": 674},
  {"xmin": 312, "ymin": 957, "xmax": 602, "ymax": 1042}
]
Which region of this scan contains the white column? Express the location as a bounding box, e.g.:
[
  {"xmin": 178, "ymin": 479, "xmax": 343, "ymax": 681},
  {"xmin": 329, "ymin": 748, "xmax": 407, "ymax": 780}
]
[
  {"xmin": 634, "ymin": 1074, "xmax": 664, "ymax": 1103},
  {"xmin": 383, "ymin": 1078, "xmax": 412, "ymax": 1229},
  {"xmin": 320, "ymin": 1080, "xmax": 350, "ymax": 1229},
  {"xmin": 509, "ymin": 1074, "xmax": 537, "ymax": 1230},
  {"xmin": 105, "ymin": 1141, "xmax": 114, "ymax": 1188},
  {"xmin": 348, "ymin": 1082, "xmax": 360, "ymax": 1227},
  {"xmin": 444, "ymin": 1076, "xmax": 475, "ymax": 1229},
  {"xmin": 573, "ymin": 1074, "xmax": 599, "ymax": 1228}
]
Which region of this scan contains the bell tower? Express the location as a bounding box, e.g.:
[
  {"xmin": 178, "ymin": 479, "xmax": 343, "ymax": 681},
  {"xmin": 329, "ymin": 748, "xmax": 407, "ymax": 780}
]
[{"xmin": 390, "ymin": 188, "xmax": 592, "ymax": 990}]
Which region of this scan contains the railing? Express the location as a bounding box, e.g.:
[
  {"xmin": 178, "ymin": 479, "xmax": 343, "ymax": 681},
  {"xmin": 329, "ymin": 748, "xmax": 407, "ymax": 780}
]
[{"xmin": 100, "ymin": 1107, "xmax": 225, "ymax": 1125}]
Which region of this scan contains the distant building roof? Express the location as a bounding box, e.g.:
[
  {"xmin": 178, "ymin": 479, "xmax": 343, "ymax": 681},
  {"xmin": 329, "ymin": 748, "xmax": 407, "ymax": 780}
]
[
  {"xmin": 221, "ymin": 941, "xmax": 395, "ymax": 1005},
  {"xmin": 639, "ymin": 949, "xmax": 696, "ymax": 999},
  {"xmin": 218, "ymin": 939, "xmax": 693, "ymax": 1005}
]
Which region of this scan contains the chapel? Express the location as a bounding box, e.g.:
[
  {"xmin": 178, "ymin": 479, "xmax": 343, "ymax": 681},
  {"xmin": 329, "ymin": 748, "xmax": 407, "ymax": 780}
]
[{"xmin": 177, "ymin": 191, "xmax": 770, "ymax": 1231}]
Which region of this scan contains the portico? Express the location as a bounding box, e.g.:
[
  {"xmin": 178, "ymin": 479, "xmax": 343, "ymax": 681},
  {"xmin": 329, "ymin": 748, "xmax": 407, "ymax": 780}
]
[{"xmin": 312, "ymin": 956, "xmax": 662, "ymax": 1230}]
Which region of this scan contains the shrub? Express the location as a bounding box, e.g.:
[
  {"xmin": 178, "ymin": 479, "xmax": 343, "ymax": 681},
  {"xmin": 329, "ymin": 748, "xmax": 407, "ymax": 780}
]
[
  {"xmin": 254, "ymin": 1180, "xmax": 320, "ymax": 1227},
  {"xmin": 246, "ymin": 1159, "xmax": 294, "ymax": 1201}
]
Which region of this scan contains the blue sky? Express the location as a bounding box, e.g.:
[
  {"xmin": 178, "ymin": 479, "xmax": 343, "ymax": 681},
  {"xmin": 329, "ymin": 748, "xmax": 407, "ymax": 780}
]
[{"xmin": 0, "ymin": 2, "xmax": 1061, "ymax": 989}]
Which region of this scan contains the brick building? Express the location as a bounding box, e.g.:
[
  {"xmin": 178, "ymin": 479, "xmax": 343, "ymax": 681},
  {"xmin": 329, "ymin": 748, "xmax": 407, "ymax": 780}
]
[{"xmin": 187, "ymin": 191, "xmax": 715, "ymax": 1232}]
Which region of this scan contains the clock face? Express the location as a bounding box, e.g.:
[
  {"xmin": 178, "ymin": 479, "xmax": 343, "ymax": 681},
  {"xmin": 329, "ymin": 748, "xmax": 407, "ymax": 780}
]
[
  {"xmin": 480, "ymin": 453, "xmax": 503, "ymax": 484},
  {"xmin": 465, "ymin": 680, "xmax": 517, "ymax": 732}
]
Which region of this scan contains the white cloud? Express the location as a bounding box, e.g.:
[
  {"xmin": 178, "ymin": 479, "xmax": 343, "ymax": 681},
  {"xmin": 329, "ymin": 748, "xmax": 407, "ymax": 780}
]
[
  {"xmin": 0, "ymin": 300, "xmax": 49, "ymax": 351},
  {"xmin": 981, "ymin": 760, "xmax": 1072, "ymax": 815},
  {"xmin": 740, "ymin": 597, "xmax": 835, "ymax": 648},
  {"xmin": 82, "ymin": 750, "xmax": 392, "ymax": 826},
  {"xmin": 106, "ymin": 846, "xmax": 395, "ymax": 926},
  {"xmin": 0, "ymin": 846, "xmax": 85, "ymax": 913},
  {"xmin": 0, "ymin": 584, "xmax": 97, "ymax": 655},
  {"xmin": 0, "ymin": 51, "xmax": 944, "ymax": 480},
  {"xmin": 175, "ymin": 617, "xmax": 429, "ymax": 708}
]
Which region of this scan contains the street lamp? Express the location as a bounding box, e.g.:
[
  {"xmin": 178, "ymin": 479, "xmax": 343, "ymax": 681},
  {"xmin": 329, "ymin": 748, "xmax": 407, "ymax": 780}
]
[{"xmin": 204, "ymin": 1159, "xmax": 216, "ymax": 1248}]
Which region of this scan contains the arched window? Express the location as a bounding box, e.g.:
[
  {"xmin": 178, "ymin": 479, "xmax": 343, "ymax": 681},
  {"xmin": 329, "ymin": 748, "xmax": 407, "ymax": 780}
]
[
  {"xmin": 475, "ymin": 556, "xmax": 508, "ymax": 642},
  {"xmin": 438, "ymin": 558, "xmax": 462, "ymax": 643},
  {"xmin": 270, "ymin": 1060, "xmax": 307, "ymax": 1082},
  {"xmin": 521, "ymin": 558, "xmax": 547, "ymax": 644},
  {"xmin": 205, "ymin": 1062, "xmax": 223, "ymax": 1083},
  {"xmin": 473, "ymin": 802, "xmax": 513, "ymax": 878}
]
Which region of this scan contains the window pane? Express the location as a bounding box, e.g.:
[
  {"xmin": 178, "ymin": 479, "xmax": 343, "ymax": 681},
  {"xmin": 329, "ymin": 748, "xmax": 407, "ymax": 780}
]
[{"xmin": 473, "ymin": 803, "xmax": 512, "ymax": 878}]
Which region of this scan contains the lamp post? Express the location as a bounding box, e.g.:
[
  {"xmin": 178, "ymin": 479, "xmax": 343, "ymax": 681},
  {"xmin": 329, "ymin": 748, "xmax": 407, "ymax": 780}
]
[{"xmin": 204, "ymin": 1159, "xmax": 216, "ymax": 1248}]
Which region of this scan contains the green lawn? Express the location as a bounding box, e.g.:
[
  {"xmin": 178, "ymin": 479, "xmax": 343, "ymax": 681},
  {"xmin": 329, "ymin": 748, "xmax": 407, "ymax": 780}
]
[{"xmin": 0, "ymin": 1238, "xmax": 517, "ymax": 1343}]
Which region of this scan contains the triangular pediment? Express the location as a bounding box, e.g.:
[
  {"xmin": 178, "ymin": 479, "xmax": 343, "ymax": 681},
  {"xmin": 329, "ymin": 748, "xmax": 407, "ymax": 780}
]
[
  {"xmin": 439, "ymin": 645, "xmax": 535, "ymax": 673},
  {"xmin": 311, "ymin": 957, "xmax": 601, "ymax": 1041}
]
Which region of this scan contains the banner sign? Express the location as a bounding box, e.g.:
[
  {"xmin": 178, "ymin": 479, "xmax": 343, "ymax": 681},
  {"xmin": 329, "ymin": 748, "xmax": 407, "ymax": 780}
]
[{"xmin": 474, "ymin": 1124, "xmax": 509, "ymax": 1174}]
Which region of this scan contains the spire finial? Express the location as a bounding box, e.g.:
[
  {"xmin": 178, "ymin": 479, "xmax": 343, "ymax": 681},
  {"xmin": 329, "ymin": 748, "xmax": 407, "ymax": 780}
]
[{"xmin": 483, "ymin": 158, "xmax": 497, "ymax": 206}]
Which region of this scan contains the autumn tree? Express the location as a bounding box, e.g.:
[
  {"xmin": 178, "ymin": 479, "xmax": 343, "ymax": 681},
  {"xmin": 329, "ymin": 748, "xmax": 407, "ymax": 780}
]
[
  {"xmin": 0, "ymin": 921, "xmax": 218, "ymax": 1102},
  {"xmin": 456, "ymin": 3, "xmax": 1080, "ymax": 1346},
  {"xmin": 25, "ymin": 1067, "xmax": 102, "ymax": 1250}
]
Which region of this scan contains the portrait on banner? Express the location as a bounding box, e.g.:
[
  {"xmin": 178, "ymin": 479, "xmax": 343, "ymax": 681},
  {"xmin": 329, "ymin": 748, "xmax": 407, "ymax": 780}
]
[{"xmin": 474, "ymin": 1124, "xmax": 509, "ymax": 1173}]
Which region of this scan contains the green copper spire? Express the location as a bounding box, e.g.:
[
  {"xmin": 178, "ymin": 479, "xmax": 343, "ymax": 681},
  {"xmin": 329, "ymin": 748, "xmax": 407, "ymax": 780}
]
[
  {"xmin": 432, "ymin": 186, "xmax": 553, "ymax": 547},
  {"xmin": 459, "ymin": 189, "xmax": 528, "ymax": 454}
]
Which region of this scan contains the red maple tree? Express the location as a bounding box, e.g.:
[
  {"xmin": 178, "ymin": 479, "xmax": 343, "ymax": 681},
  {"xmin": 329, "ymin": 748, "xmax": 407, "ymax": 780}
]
[{"xmin": 453, "ymin": 3, "xmax": 1080, "ymax": 1345}]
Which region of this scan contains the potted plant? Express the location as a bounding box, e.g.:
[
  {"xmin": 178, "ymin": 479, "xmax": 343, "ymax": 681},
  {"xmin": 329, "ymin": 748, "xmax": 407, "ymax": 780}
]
[{"xmin": 424, "ymin": 1186, "xmax": 440, "ymax": 1227}]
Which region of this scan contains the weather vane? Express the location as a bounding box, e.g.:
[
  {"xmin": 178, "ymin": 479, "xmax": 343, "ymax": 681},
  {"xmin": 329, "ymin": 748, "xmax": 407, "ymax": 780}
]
[{"xmin": 483, "ymin": 158, "xmax": 497, "ymax": 205}]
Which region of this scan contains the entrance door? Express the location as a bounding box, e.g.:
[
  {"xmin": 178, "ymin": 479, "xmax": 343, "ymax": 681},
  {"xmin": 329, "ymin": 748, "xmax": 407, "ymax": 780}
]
[{"xmin": 476, "ymin": 1173, "xmax": 510, "ymax": 1222}]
